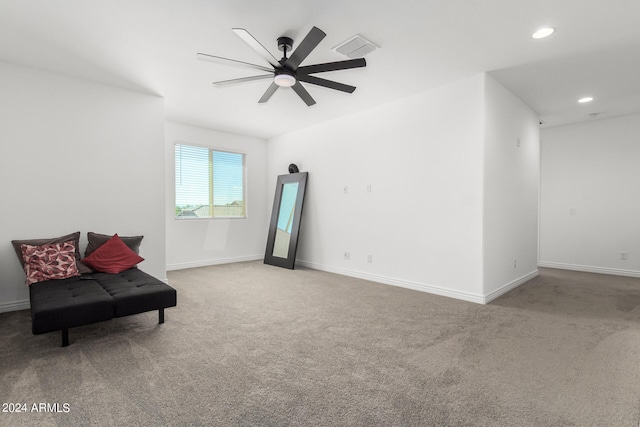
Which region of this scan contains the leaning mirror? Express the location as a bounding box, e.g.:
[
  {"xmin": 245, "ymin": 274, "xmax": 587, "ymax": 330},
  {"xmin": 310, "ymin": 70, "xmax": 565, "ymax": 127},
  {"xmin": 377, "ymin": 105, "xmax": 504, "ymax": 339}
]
[{"xmin": 264, "ymin": 170, "xmax": 308, "ymax": 269}]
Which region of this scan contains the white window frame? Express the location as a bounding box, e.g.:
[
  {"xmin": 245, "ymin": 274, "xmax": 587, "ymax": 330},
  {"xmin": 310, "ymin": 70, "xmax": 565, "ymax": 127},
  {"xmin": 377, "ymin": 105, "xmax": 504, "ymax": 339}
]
[{"xmin": 174, "ymin": 142, "xmax": 247, "ymax": 220}]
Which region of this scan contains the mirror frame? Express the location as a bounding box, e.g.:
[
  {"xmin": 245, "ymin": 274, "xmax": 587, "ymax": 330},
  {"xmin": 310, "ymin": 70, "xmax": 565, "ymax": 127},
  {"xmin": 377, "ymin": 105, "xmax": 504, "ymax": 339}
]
[{"xmin": 264, "ymin": 172, "xmax": 308, "ymax": 269}]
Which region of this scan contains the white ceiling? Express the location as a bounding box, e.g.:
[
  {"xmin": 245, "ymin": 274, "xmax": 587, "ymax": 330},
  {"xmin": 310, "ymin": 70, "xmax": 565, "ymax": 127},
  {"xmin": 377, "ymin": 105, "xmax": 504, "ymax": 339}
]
[{"xmin": 1, "ymin": 0, "xmax": 639, "ymax": 139}]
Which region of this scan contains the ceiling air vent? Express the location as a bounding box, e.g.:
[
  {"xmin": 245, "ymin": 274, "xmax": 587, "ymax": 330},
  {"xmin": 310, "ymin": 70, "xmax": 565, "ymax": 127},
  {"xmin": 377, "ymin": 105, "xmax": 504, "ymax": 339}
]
[{"xmin": 333, "ymin": 34, "xmax": 379, "ymax": 58}]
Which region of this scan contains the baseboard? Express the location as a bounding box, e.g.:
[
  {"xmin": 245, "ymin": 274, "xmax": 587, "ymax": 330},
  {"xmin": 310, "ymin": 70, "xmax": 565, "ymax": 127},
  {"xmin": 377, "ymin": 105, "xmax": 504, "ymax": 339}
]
[
  {"xmin": 538, "ymin": 261, "xmax": 640, "ymax": 278},
  {"xmin": 483, "ymin": 270, "xmax": 539, "ymax": 304},
  {"xmin": 166, "ymin": 254, "xmax": 263, "ymax": 271},
  {"xmin": 0, "ymin": 299, "xmax": 30, "ymax": 313},
  {"xmin": 296, "ymin": 260, "xmax": 486, "ymax": 304}
]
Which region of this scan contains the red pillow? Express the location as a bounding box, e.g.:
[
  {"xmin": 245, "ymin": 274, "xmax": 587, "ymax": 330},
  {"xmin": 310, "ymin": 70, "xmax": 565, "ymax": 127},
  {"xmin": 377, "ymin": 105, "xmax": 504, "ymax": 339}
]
[
  {"xmin": 81, "ymin": 234, "xmax": 144, "ymax": 274},
  {"xmin": 21, "ymin": 240, "xmax": 81, "ymax": 285}
]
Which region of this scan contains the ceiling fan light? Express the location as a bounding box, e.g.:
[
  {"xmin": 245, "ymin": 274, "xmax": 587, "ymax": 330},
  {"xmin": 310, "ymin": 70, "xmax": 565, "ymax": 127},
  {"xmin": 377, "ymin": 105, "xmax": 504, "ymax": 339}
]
[{"xmin": 274, "ymin": 73, "xmax": 296, "ymax": 87}]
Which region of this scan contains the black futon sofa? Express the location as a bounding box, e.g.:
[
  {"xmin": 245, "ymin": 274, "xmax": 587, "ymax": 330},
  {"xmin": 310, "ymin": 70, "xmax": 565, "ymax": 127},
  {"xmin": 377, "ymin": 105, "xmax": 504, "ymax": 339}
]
[
  {"xmin": 30, "ymin": 268, "xmax": 177, "ymax": 347},
  {"xmin": 14, "ymin": 231, "xmax": 177, "ymax": 347}
]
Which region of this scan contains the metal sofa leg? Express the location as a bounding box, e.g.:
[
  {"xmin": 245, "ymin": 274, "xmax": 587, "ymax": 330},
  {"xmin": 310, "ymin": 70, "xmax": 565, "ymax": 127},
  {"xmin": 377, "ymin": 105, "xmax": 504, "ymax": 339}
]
[
  {"xmin": 61, "ymin": 329, "xmax": 69, "ymax": 347},
  {"xmin": 159, "ymin": 308, "xmax": 165, "ymax": 324}
]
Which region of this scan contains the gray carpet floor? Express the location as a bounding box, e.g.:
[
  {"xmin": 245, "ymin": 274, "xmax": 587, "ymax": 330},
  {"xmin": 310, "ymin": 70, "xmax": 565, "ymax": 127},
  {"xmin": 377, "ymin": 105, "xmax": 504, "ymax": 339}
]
[{"xmin": 2, "ymin": 262, "xmax": 640, "ymax": 426}]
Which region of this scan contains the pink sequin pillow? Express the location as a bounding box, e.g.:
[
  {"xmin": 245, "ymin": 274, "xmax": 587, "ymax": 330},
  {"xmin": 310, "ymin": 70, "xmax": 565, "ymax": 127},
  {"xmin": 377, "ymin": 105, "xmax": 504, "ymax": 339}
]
[{"xmin": 20, "ymin": 240, "xmax": 81, "ymax": 286}]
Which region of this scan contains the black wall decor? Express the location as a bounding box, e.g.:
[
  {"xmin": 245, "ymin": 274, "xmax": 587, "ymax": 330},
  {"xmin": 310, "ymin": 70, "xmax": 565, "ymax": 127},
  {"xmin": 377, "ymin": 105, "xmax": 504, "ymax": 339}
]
[{"xmin": 264, "ymin": 171, "xmax": 308, "ymax": 269}]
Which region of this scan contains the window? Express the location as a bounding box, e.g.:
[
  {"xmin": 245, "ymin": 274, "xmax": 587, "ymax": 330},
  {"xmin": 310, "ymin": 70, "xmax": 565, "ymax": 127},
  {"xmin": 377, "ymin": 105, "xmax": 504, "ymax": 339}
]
[{"xmin": 174, "ymin": 143, "xmax": 245, "ymax": 219}]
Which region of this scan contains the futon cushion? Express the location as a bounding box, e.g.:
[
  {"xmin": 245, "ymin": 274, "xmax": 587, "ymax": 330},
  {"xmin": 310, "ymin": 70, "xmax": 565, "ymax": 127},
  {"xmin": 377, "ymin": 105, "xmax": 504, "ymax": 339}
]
[
  {"xmin": 29, "ymin": 277, "xmax": 114, "ymax": 334},
  {"xmin": 90, "ymin": 269, "xmax": 176, "ymax": 318}
]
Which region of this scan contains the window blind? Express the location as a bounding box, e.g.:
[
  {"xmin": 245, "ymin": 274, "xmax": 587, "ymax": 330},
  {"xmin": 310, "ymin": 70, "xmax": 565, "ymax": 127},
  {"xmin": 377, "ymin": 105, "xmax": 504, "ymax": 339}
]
[{"xmin": 175, "ymin": 144, "xmax": 245, "ymax": 218}]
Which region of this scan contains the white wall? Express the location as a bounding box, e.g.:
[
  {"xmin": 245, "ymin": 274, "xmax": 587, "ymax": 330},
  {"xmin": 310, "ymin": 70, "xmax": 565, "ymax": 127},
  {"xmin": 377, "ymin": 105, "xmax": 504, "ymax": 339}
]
[
  {"xmin": 482, "ymin": 74, "xmax": 540, "ymax": 298},
  {"xmin": 540, "ymin": 114, "xmax": 640, "ymax": 276},
  {"xmin": 268, "ymin": 75, "xmax": 487, "ymax": 302},
  {"xmin": 0, "ymin": 61, "xmax": 166, "ymax": 312},
  {"xmin": 165, "ymin": 121, "xmax": 268, "ymax": 270}
]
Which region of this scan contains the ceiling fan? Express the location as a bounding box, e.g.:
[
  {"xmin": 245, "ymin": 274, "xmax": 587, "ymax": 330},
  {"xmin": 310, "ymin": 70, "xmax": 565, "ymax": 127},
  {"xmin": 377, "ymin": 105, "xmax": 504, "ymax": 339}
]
[{"xmin": 197, "ymin": 26, "xmax": 366, "ymax": 106}]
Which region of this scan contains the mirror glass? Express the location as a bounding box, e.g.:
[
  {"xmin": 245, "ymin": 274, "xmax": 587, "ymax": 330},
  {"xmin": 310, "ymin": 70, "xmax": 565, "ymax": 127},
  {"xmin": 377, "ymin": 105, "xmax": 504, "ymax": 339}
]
[{"xmin": 272, "ymin": 182, "xmax": 299, "ymax": 258}]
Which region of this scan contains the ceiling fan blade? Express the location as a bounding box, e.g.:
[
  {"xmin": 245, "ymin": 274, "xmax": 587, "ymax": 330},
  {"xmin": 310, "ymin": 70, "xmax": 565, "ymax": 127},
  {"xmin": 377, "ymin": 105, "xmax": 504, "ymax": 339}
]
[
  {"xmin": 258, "ymin": 82, "xmax": 279, "ymax": 103},
  {"xmin": 232, "ymin": 28, "xmax": 280, "ymax": 69},
  {"xmin": 291, "ymin": 82, "xmax": 316, "ymax": 106},
  {"xmin": 213, "ymin": 74, "xmax": 273, "ymax": 87},
  {"xmin": 284, "ymin": 26, "xmax": 326, "ymax": 70},
  {"xmin": 297, "ymin": 75, "xmax": 356, "ymax": 93},
  {"xmin": 297, "ymin": 58, "xmax": 366, "ymax": 75},
  {"xmin": 197, "ymin": 53, "xmax": 273, "ymax": 73}
]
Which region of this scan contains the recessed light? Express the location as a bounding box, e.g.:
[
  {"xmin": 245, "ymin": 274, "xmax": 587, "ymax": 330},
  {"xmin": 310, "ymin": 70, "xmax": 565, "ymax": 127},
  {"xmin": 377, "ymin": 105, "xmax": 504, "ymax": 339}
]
[
  {"xmin": 532, "ymin": 27, "xmax": 555, "ymax": 39},
  {"xmin": 578, "ymin": 96, "xmax": 594, "ymax": 103}
]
